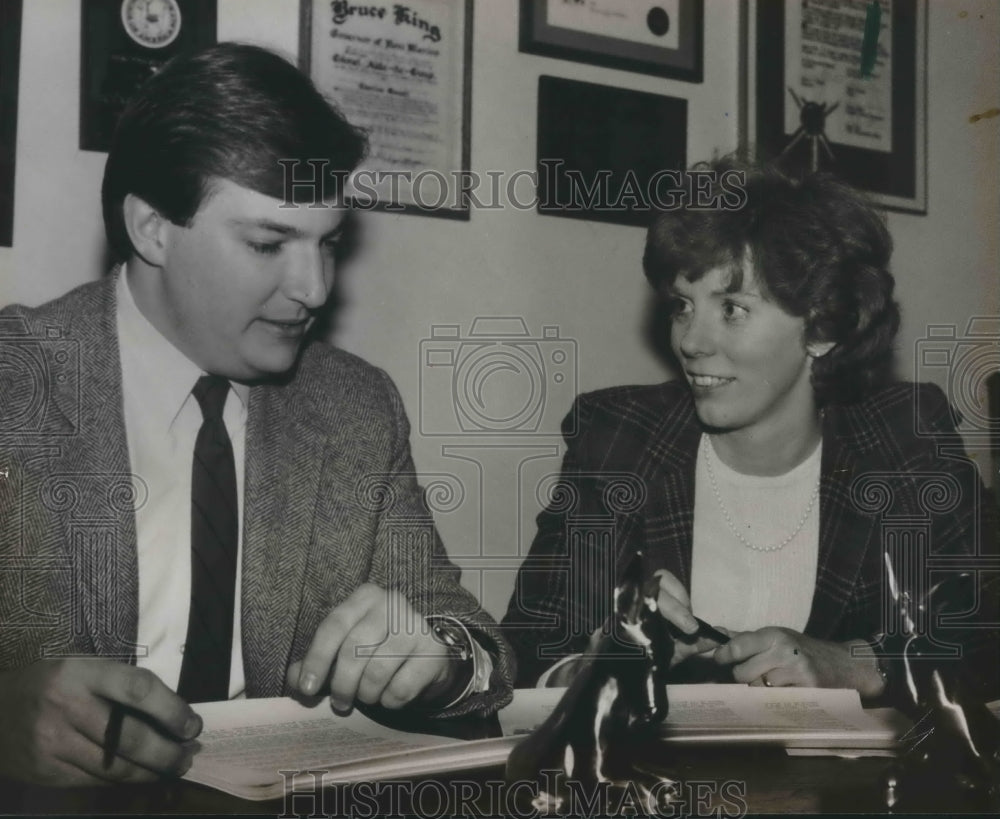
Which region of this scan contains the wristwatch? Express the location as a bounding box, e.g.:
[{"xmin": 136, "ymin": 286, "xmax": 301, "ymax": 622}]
[{"xmin": 425, "ymin": 615, "xmax": 492, "ymax": 709}]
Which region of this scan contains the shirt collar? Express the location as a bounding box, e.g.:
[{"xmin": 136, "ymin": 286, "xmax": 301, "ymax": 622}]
[{"xmin": 115, "ymin": 266, "xmax": 249, "ymax": 428}]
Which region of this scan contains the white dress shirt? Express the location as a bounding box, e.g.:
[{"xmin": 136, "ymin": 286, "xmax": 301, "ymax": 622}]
[{"xmin": 116, "ymin": 269, "xmax": 249, "ymax": 698}]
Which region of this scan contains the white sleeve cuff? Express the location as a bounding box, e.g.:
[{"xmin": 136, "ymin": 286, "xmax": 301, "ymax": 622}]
[{"xmin": 425, "ymin": 615, "xmax": 493, "ymax": 709}]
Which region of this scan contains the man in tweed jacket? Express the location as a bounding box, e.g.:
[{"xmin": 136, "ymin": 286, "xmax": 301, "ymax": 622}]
[{"xmin": 0, "ymin": 44, "xmax": 512, "ymax": 786}]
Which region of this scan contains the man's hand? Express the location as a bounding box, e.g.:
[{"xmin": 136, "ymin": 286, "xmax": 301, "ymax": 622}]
[
  {"xmin": 0, "ymin": 659, "xmax": 203, "ymax": 786},
  {"xmin": 287, "ymin": 584, "xmax": 459, "ymax": 711},
  {"xmin": 713, "ymin": 627, "xmax": 885, "ymax": 696},
  {"xmin": 652, "ymin": 569, "xmax": 728, "ymax": 667}
]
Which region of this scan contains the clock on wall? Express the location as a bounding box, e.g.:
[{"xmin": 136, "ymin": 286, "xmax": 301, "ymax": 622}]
[
  {"xmin": 120, "ymin": 0, "xmax": 183, "ymax": 49},
  {"xmin": 81, "ymin": 0, "xmax": 216, "ymax": 152}
]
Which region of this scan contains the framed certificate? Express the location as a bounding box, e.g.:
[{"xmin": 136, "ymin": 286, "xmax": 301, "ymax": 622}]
[
  {"xmin": 300, "ymin": 0, "xmax": 473, "ymax": 219},
  {"xmin": 80, "ymin": 0, "xmax": 218, "ymax": 153},
  {"xmin": 520, "ymin": 0, "xmax": 703, "ymax": 83},
  {"xmin": 749, "ymin": 0, "xmax": 927, "ymax": 214},
  {"xmin": 0, "ymin": 0, "xmax": 23, "ymax": 247}
]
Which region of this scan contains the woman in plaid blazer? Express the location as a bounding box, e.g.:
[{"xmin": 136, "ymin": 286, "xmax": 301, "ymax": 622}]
[{"xmin": 503, "ymin": 161, "xmax": 997, "ymax": 700}]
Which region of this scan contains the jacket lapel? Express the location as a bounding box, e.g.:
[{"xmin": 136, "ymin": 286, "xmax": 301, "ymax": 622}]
[
  {"xmin": 52, "ymin": 276, "xmax": 140, "ymax": 659},
  {"xmin": 632, "ymin": 387, "xmax": 701, "ymax": 589},
  {"xmin": 804, "ymin": 405, "xmax": 879, "ymax": 639},
  {"xmin": 241, "ymin": 381, "xmax": 327, "ymax": 696}
]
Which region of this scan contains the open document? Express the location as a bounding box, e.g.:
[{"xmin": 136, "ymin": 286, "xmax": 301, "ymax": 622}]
[
  {"xmin": 184, "ymin": 697, "xmax": 519, "ymax": 801},
  {"xmin": 185, "ymin": 685, "xmax": 917, "ymax": 800},
  {"xmin": 657, "ymin": 685, "xmax": 905, "ymax": 748},
  {"xmin": 499, "ymin": 685, "xmax": 908, "ymax": 749}
]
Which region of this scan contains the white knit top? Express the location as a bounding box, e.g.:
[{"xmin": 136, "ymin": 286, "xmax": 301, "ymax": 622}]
[{"xmin": 689, "ymin": 434, "xmax": 822, "ymax": 633}]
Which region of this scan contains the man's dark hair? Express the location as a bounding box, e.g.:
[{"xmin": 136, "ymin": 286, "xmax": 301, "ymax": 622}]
[
  {"xmin": 102, "ymin": 42, "xmax": 367, "ymax": 261},
  {"xmin": 643, "ymin": 157, "xmax": 900, "ymax": 405}
]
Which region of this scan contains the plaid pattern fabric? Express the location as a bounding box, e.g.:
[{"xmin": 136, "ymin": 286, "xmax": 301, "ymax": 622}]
[
  {"xmin": 502, "ymin": 381, "xmax": 998, "ymax": 690},
  {"xmin": 0, "ymin": 276, "xmax": 513, "ymax": 718}
]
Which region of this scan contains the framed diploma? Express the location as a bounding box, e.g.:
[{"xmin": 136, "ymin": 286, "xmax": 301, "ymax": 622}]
[
  {"xmin": 750, "ymin": 0, "xmax": 927, "ymax": 214},
  {"xmin": 0, "ymin": 0, "xmax": 23, "ymax": 247},
  {"xmin": 80, "ymin": 0, "xmax": 218, "ymax": 153},
  {"xmin": 520, "ymin": 0, "xmax": 703, "ymax": 83},
  {"xmin": 300, "ymin": 0, "xmax": 473, "ymax": 219}
]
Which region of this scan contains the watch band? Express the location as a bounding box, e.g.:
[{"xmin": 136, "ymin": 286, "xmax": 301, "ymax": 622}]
[{"xmin": 425, "ymin": 615, "xmax": 492, "ymax": 710}]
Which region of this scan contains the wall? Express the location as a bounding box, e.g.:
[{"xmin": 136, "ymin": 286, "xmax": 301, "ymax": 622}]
[
  {"xmin": 1, "ymin": 0, "xmax": 996, "ymax": 619},
  {"xmin": 886, "ymin": 1, "xmax": 999, "ymax": 485}
]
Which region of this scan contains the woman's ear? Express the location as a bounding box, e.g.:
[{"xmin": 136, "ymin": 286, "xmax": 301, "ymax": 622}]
[{"xmin": 121, "ymin": 193, "xmax": 169, "ymax": 267}]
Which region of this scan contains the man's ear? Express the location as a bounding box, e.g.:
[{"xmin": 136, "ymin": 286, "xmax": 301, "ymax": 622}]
[
  {"xmin": 121, "ymin": 193, "xmax": 170, "ymax": 267},
  {"xmin": 807, "ymin": 340, "xmax": 835, "ymax": 359}
]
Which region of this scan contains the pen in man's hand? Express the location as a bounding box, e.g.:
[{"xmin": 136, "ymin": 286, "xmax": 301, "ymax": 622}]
[
  {"xmin": 694, "ymin": 617, "xmax": 731, "ymax": 645},
  {"xmin": 102, "ymin": 703, "xmax": 125, "ymax": 770}
]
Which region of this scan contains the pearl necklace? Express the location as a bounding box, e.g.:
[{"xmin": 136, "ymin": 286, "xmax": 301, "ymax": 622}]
[{"xmin": 701, "ymin": 435, "xmax": 821, "ymax": 553}]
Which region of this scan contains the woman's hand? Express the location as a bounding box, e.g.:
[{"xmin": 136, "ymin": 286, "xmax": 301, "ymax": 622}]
[
  {"xmin": 713, "ymin": 627, "xmax": 885, "ymax": 697},
  {"xmin": 652, "ymin": 570, "xmax": 729, "ymax": 667}
]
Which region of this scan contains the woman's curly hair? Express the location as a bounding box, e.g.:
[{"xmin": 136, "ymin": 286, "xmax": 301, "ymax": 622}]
[{"xmin": 643, "ymin": 157, "xmax": 900, "ymax": 405}]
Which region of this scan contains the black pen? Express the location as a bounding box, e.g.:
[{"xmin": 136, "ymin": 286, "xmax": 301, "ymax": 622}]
[
  {"xmin": 102, "ymin": 703, "xmax": 125, "ymax": 770},
  {"xmin": 695, "ymin": 617, "xmax": 731, "ymax": 645}
]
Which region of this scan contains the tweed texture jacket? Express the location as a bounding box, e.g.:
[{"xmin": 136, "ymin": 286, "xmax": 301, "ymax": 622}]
[
  {"xmin": 0, "ymin": 276, "xmax": 513, "ymax": 717},
  {"xmin": 503, "ymin": 380, "xmax": 998, "ymax": 690}
]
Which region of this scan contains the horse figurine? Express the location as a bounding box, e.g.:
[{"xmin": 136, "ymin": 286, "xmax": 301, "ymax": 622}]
[
  {"xmin": 880, "ymin": 558, "xmax": 1000, "ymax": 811},
  {"xmin": 505, "ymin": 552, "xmax": 678, "ymax": 815}
]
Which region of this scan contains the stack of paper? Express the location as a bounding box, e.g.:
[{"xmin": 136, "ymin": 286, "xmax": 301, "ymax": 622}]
[
  {"xmin": 500, "ymin": 684, "xmax": 905, "ymax": 750},
  {"xmin": 185, "ymin": 685, "xmax": 918, "ymax": 800},
  {"xmin": 184, "ymin": 698, "xmax": 518, "ymax": 800}
]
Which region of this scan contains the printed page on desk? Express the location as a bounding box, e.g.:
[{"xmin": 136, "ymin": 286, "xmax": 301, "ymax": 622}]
[
  {"xmin": 497, "ymin": 685, "xmax": 900, "ymax": 750},
  {"xmin": 659, "ymin": 685, "xmax": 899, "ymax": 748},
  {"xmin": 183, "ymin": 697, "xmax": 518, "ymax": 801}
]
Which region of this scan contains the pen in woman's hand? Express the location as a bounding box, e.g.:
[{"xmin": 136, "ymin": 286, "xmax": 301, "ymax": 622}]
[
  {"xmin": 102, "ymin": 703, "xmax": 125, "ymax": 770},
  {"xmin": 694, "ymin": 617, "xmax": 731, "ymax": 645}
]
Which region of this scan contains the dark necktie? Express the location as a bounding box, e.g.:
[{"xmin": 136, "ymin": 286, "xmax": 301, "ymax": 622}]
[{"xmin": 177, "ymin": 375, "xmax": 238, "ymax": 703}]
